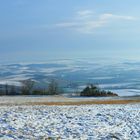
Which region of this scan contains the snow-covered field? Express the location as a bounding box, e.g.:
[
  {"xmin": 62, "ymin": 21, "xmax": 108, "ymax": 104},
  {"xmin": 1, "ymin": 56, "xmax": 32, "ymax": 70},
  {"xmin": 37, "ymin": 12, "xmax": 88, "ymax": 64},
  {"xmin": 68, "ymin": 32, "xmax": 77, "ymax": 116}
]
[{"xmin": 0, "ymin": 104, "xmax": 139, "ymax": 140}]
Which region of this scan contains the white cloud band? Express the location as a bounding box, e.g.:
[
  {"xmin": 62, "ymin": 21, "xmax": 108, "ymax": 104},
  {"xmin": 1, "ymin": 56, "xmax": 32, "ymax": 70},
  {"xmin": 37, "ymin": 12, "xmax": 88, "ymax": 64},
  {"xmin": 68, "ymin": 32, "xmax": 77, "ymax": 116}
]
[{"xmin": 54, "ymin": 10, "xmax": 136, "ymax": 34}]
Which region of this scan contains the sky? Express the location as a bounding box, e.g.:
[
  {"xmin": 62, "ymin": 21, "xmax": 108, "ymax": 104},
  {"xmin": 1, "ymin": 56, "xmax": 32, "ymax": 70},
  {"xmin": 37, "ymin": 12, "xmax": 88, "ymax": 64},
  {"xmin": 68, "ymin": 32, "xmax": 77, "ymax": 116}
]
[{"xmin": 0, "ymin": 0, "xmax": 140, "ymax": 63}]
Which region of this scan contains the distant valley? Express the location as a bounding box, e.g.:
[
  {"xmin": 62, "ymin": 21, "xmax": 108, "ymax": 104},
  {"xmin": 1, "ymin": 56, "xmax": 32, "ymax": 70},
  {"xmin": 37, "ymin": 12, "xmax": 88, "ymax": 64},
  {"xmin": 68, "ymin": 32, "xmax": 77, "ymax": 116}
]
[{"xmin": 1, "ymin": 58, "xmax": 140, "ymax": 96}]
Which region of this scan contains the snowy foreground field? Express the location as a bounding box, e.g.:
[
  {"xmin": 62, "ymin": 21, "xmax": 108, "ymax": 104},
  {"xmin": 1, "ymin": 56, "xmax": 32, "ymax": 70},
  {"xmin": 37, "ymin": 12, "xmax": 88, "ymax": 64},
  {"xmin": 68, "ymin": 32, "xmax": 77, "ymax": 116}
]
[{"xmin": 0, "ymin": 104, "xmax": 139, "ymax": 140}]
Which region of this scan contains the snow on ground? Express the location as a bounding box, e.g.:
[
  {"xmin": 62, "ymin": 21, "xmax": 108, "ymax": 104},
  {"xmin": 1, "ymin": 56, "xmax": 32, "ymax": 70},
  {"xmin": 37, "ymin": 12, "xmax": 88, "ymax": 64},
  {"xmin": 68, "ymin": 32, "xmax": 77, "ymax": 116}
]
[{"xmin": 0, "ymin": 104, "xmax": 139, "ymax": 140}]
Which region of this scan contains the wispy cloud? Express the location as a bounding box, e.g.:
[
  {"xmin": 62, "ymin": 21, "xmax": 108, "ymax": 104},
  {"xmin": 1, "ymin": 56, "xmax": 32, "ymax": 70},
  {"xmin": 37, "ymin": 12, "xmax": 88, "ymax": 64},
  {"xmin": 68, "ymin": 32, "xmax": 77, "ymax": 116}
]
[{"xmin": 54, "ymin": 10, "xmax": 136, "ymax": 34}]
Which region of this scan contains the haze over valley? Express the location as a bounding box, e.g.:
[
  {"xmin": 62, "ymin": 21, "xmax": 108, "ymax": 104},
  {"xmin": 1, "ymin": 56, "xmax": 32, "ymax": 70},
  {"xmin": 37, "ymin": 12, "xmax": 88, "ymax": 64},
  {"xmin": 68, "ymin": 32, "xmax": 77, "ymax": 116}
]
[{"xmin": 1, "ymin": 58, "xmax": 140, "ymax": 96}]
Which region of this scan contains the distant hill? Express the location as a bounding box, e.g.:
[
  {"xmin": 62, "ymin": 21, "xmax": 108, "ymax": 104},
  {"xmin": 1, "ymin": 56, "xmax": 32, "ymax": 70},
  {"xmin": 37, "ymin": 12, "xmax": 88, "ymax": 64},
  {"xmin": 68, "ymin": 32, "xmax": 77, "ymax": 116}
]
[{"xmin": 0, "ymin": 59, "xmax": 140, "ymax": 96}]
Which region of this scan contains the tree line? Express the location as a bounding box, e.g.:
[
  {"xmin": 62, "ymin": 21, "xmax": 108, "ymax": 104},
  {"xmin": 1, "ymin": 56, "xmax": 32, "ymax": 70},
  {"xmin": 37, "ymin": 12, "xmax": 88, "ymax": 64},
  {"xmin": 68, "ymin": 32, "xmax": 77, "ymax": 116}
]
[
  {"xmin": 0, "ymin": 79, "xmax": 62, "ymax": 96},
  {"xmin": 0, "ymin": 79, "xmax": 118, "ymax": 97}
]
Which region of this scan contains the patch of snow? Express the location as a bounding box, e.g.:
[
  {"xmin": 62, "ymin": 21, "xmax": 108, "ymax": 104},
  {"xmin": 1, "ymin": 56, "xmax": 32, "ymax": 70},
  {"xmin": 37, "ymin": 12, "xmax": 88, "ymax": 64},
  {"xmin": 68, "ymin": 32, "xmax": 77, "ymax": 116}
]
[{"xmin": 0, "ymin": 104, "xmax": 139, "ymax": 139}]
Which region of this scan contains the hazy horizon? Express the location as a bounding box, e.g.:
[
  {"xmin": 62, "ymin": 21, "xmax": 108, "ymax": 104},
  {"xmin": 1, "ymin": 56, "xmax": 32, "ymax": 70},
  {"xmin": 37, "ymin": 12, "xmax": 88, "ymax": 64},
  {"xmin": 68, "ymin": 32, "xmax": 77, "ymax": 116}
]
[{"xmin": 0, "ymin": 0, "xmax": 140, "ymax": 63}]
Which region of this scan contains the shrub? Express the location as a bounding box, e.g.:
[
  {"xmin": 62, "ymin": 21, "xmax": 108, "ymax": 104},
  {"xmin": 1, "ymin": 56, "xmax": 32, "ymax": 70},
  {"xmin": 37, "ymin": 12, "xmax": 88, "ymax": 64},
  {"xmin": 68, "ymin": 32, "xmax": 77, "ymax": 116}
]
[{"xmin": 80, "ymin": 84, "xmax": 118, "ymax": 97}]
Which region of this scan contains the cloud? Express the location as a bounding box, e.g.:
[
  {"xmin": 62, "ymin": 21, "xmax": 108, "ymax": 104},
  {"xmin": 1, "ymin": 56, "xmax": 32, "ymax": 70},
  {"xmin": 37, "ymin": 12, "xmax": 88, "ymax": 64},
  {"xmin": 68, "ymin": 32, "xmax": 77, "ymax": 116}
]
[
  {"xmin": 100, "ymin": 13, "xmax": 136, "ymax": 21},
  {"xmin": 76, "ymin": 10, "xmax": 94, "ymax": 19},
  {"xmin": 54, "ymin": 10, "xmax": 136, "ymax": 34},
  {"xmin": 77, "ymin": 10, "xmax": 93, "ymax": 16}
]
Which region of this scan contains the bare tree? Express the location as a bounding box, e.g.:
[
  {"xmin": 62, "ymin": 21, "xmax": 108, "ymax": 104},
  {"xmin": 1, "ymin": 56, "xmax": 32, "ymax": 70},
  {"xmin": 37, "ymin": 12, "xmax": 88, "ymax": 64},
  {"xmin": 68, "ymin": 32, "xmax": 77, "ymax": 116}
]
[
  {"xmin": 21, "ymin": 79, "xmax": 35, "ymax": 95},
  {"xmin": 0, "ymin": 85, "xmax": 4, "ymax": 95},
  {"xmin": 68, "ymin": 82, "xmax": 79, "ymax": 96},
  {"xmin": 10, "ymin": 85, "xmax": 16, "ymax": 95},
  {"xmin": 5, "ymin": 83, "xmax": 9, "ymax": 95},
  {"xmin": 47, "ymin": 79, "xmax": 61, "ymax": 95}
]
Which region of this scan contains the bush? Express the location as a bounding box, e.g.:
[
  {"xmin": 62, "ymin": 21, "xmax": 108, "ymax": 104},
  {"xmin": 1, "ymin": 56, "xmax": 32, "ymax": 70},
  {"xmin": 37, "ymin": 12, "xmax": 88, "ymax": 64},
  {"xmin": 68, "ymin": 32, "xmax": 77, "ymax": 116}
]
[
  {"xmin": 32, "ymin": 89, "xmax": 47, "ymax": 95},
  {"xmin": 80, "ymin": 84, "xmax": 118, "ymax": 97}
]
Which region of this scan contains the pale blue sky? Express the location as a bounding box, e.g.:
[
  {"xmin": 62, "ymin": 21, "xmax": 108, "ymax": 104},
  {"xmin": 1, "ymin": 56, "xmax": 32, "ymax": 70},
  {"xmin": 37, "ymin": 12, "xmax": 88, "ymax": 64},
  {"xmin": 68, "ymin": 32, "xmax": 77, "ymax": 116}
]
[{"xmin": 0, "ymin": 0, "xmax": 140, "ymax": 63}]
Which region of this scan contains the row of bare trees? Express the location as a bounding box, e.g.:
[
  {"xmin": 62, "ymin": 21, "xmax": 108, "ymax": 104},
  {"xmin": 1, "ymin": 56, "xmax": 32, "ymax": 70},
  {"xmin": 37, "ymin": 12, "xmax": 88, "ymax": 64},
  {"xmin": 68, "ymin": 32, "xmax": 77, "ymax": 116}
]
[
  {"xmin": 0, "ymin": 80, "xmax": 117, "ymax": 97},
  {"xmin": 0, "ymin": 79, "xmax": 62, "ymax": 95}
]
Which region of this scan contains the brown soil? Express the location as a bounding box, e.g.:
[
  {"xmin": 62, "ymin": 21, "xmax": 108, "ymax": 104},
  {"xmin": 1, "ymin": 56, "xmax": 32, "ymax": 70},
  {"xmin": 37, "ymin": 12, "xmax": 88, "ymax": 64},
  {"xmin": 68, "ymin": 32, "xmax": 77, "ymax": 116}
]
[{"xmin": 25, "ymin": 99, "xmax": 140, "ymax": 106}]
